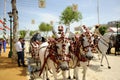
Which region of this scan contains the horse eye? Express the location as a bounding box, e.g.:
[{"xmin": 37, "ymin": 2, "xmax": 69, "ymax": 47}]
[
  {"xmin": 56, "ymin": 46, "xmax": 59, "ymax": 49},
  {"xmin": 62, "ymin": 44, "xmax": 66, "ymax": 47}
]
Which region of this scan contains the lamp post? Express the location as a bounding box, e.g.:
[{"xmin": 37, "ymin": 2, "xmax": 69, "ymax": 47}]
[
  {"xmin": 117, "ymin": 22, "xmax": 119, "ymax": 37},
  {"xmin": 8, "ymin": 12, "xmax": 13, "ymax": 58},
  {"xmin": 97, "ymin": 0, "xmax": 100, "ymax": 25}
]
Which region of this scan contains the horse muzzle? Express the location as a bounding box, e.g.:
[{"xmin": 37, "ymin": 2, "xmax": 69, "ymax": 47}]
[
  {"xmin": 86, "ymin": 53, "xmax": 93, "ymax": 60},
  {"xmin": 59, "ymin": 62, "xmax": 69, "ymax": 71},
  {"xmin": 86, "ymin": 55, "xmax": 93, "ymax": 60}
]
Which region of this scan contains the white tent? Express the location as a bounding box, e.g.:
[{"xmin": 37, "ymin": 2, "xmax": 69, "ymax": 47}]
[{"xmin": 107, "ymin": 27, "xmax": 120, "ymax": 32}]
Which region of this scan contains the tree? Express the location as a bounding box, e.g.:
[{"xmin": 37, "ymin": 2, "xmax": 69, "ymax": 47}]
[
  {"xmin": 117, "ymin": 22, "xmax": 120, "ymax": 28},
  {"xmin": 39, "ymin": 22, "xmax": 53, "ymax": 37},
  {"xmin": 99, "ymin": 25, "xmax": 107, "ymax": 35},
  {"xmin": 9, "ymin": 0, "xmax": 19, "ymax": 58},
  {"xmin": 60, "ymin": 6, "xmax": 82, "ymax": 26},
  {"xmin": 30, "ymin": 30, "xmax": 36, "ymax": 36},
  {"xmin": 19, "ymin": 30, "xmax": 27, "ymax": 38}
]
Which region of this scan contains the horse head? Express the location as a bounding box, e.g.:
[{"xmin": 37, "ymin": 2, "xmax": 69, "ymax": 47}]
[
  {"xmin": 81, "ymin": 32, "xmax": 94, "ymax": 60},
  {"xmin": 54, "ymin": 32, "xmax": 71, "ymax": 71}
]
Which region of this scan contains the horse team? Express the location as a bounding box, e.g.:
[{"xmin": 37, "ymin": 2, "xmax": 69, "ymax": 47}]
[{"xmin": 28, "ymin": 25, "xmax": 113, "ymax": 80}]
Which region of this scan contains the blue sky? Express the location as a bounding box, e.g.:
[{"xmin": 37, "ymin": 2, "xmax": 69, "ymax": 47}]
[{"xmin": 0, "ymin": 0, "xmax": 120, "ymax": 33}]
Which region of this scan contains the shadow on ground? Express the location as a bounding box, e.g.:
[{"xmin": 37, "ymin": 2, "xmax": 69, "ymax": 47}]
[{"xmin": 0, "ymin": 48, "xmax": 27, "ymax": 80}]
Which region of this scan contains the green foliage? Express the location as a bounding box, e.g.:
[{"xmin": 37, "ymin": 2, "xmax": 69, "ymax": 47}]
[
  {"xmin": 19, "ymin": 30, "xmax": 27, "ymax": 38},
  {"xmin": 60, "ymin": 6, "xmax": 82, "ymax": 25},
  {"xmin": 39, "ymin": 22, "xmax": 53, "ymax": 37},
  {"xmin": 39, "ymin": 22, "xmax": 53, "ymax": 32},
  {"xmin": 30, "ymin": 31, "xmax": 36, "ymax": 36},
  {"xmin": 99, "ymin": 25, "xmax": 107, "ymax": 35},
  {"xmin": 116, "ymin": 22, "xmax": 120, "ymax": 28}
]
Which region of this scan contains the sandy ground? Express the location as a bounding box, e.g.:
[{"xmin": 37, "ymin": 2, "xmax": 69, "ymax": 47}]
[
  {"xmin": 0, "ymin": 45, "xmax": 27, "ymax": 80},
  {"xmin": 30, "ymin": 53, "xmax": 120, "ymax": 80},
  {"xmin": 1, "ymin": 45, "xmax": 120, "ymax": 80},
  {"xmin": 85, "ymin": 54, "xmax": 120, "ymax": 80}
]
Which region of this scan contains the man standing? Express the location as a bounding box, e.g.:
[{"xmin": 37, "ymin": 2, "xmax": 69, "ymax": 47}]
[{"xmin": 15, "ymin": 38, "xmax": 27, "ymax": 67}]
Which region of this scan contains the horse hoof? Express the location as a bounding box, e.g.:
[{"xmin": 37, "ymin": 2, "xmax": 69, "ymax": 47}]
[
  {"xmin": 47, "ymin": 78, "xmax": 49, "ymax": 80},
  {"xmin": 108, "ymin": 66, "xmax": 111, "ymax": 69},
  {"xmin": 73, "ymin": 76, "xmax": 76, "ymax": 79},
  {"xmin": 101, "ymin": 64, "xmax": 103, "ymax": 66},
  {"xmin": 68, "ymin": 76, "xmax": 71, "ymax": 79}
]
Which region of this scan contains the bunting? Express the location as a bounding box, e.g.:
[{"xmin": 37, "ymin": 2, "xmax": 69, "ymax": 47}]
[
  {"xmin": 72, "ymin": 4, "xmax": 78, "ymax": 12},
  {"xmin": 5, "ymin": 26, "xmax": 10, "ymax": 30},
  {"xmin": 0, "ymin": 27, "xmax": 3, "ymax": 30},
  {"xmin": 31, "ymin": 19, "xmax": 35, "ymax": 24},
  {"xmin": 0, "ymin": 19, "xmax": 10, "ymax": 30},
  {"xmin": 39, "ymin": 0, "xmax": 46, "ymax": 8},
  {"xmin": 0, "ymin": 20, "xmax": 4, "ymax": 24}
]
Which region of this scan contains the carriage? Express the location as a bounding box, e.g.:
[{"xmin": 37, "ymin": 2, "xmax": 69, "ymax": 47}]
[{"xmin": 110, "ymin": 32, "xmax": 120, "ymax": 55}]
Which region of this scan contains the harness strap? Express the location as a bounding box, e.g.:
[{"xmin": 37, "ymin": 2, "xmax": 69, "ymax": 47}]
[
  {"xmin": 39, "ymin": 53, "xmax": 49, "ymax": 76},
  {"xmin": 97, "ymin": 36, "xmax": 109, "ymax": 53},
  {"xmin": 99, "ymin": 39, "xmax": 108, "ymax": 47},
  {"xmin": 99, "ymin": 36, "xmax": 109, "ymax": 44},
  {"xmin": 39, "ymin": 45, "xmax": 59, "ymax": 76}
]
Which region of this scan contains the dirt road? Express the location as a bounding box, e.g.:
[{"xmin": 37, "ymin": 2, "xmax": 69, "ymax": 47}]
[
  {"xmin": 0, "ymin": 46, "xmax": 27, "ymax": 80},
  {"xmin": 31, "ymin": 54, "xmax": 120, "ymax": 80},
  {"xmin": 1, "ymin": 46, "xmax": 120, "ymax": 80}
]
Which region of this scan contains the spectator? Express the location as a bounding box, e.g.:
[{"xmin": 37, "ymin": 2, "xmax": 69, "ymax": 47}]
[
  {"xmin": 21, "ymin": 39, "xmax": 25, "ymax": 62},
  {"xmin": 3, "ymin": 39, "xmax": 6, "ymax": 53},
  {"xmin": 15, "ymin": 38, "xmax": 27, "ymax": 67},
  {"xmin": 0, "ymin": 39, "xmax": 3, "ymax": 55}
]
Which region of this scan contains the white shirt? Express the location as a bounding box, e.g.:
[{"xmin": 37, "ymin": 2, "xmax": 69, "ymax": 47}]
[{"xmin": 15, "ymin": 41, "xmax": 23, "ymax": 52}]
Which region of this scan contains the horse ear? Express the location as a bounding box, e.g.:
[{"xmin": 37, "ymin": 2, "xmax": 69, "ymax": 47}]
[
  {"xmin": 52, "ymin": 27, "xmax": 59, "ymax": 38},
  {"xmin": 95, "ymin": 24, "xmax": 100, "ymax": 29},
  {"xmin": 65, "ymin": 26, "xmax": 70, "ymax": 38}
]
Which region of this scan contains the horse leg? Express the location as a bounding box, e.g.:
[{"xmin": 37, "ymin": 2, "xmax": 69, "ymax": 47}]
[
  {"xmin": 104, "ymin": 54, "xmax": 111, "ymax": 69},
  {"xmin": 45, "ymin": 66, "xmax": 50, "ymax": 80},
  {"xmin": 73, "ymin": 68, "xmax": 76, "ymax": 79},
  {"xmin": 42, "ymin": 68, "xmax": 46, "ymax": 80},
  {"xmin": 68, "ymin": 70, "xmax": 71, "ymax": 79},
  {"xmin": 52, "ymin": 69, "xmax": 58, "ymax": 80},
  {"xmin": 97, "ymin": 52, "xmax": 101, "ymax": 60},
  {"xmin": 48, "ymin": 61, "xmax": 58, "ymax": 80},
  {"xmin": 87, "ymin": 60, "xmax": 90, "ymax": 66},
  {"xmin": 74, "ymin": 67, "xmax": 79, "ymax": 80},
  {"xmin": 82, "ymin": 64, "xmax": 87, "ymax": 80},
  {"xmin": 62, "ymin": 71, "xmax": 68, "ymax": 80},
  {"xmin": 100, "ymin": 53, "xmax": 104, "ymax": 66}
]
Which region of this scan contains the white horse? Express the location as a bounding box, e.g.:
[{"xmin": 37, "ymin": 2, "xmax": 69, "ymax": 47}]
[
  {"xmin": 68, "ymin": 32, "xmax": 94, "ymax": 80},
  {"xmin": 90, "ymin": 25, "xmax": 115, "ymax": 69},
  {"xmin": 39, "ymin": 32, "xmax": 71, "ymax": 80},
  {"xmin": 96, "ymin": 32, "xmax": 113, "ymax": 69}
]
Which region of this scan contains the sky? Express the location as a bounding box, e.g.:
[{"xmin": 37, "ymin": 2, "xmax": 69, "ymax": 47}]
[{"xmin": 0, "ymin": 0, "xmax": 120, "ymax": 34}]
